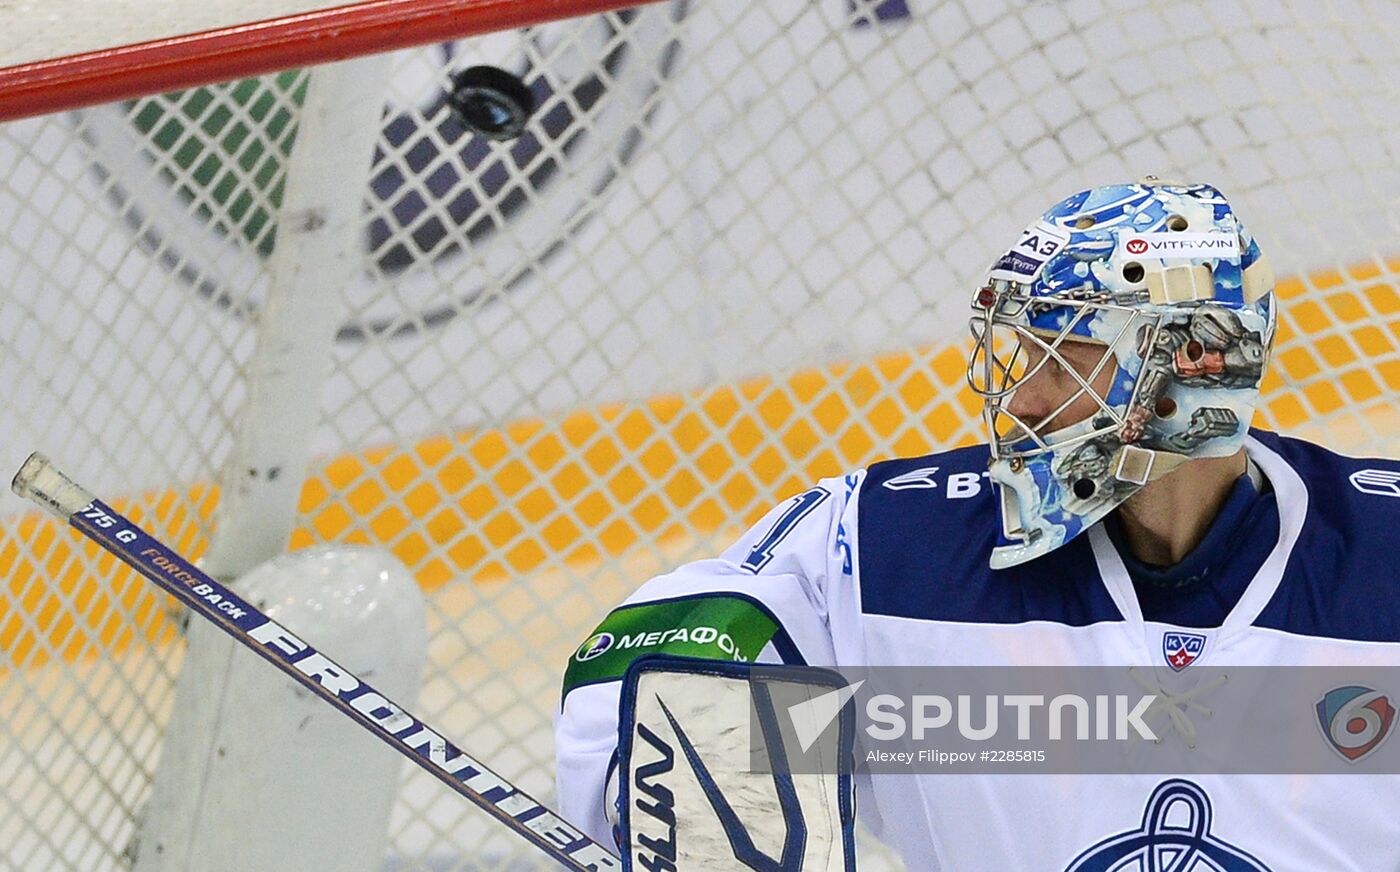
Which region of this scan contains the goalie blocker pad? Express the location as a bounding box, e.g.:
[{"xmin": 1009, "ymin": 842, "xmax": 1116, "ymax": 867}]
[{"xmin": 618, "ymin": 655, "xmax": 857, "ymax": 872}]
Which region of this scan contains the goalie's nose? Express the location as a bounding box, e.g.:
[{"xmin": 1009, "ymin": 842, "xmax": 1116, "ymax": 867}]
[
  {"xmin": 1003, "ymin": 371, "xmax": 1056, "ymax": 430},
  {"xmin": 999, "ymin": 337, "xmax": 1120, "ymax": 440}
]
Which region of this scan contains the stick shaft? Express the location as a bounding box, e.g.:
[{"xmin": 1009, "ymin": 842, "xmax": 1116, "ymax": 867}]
[{"xmin": 11, "ymin": 452, "xmax": 618, "ymax": 872}]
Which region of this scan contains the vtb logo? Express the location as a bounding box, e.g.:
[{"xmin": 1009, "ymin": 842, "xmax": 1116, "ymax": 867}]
[
  {"xmin": 1316, "ymin": 685, "xmax": 1397, "ymax": 763},
  {"xmin": 1349, "ymin": 468, "xmax": 1400, "ymax": 498}
]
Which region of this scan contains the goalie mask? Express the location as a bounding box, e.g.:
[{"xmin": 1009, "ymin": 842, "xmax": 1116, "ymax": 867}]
[{"xmin": 967, "ymin": 180, "xmax": 1276, "ymax": 569}]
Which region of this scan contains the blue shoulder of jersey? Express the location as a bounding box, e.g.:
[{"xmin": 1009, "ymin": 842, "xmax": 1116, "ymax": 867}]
[
  {"xmin": 855, "ymin": 444, "xmax": 1123, "ymax": 626},
  {"xmin": 1250, "ymin": 429, "xmax": 1400, "ymax": 643}
]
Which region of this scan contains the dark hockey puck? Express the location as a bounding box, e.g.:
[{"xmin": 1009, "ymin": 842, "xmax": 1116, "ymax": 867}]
[{"xmin": 447, "ymin": 65, "xmax": 536, "ymax": 140}]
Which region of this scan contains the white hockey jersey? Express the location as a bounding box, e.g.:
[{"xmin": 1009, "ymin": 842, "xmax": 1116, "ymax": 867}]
[{"xmin": 556, "ymin": 431, "xmax": 1400, "ymax": 870}]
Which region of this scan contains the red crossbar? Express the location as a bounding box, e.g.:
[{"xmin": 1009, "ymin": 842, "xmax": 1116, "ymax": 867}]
[{"xmin": 0, "ymin": 0, "xmax": 654, "ymax": 121}]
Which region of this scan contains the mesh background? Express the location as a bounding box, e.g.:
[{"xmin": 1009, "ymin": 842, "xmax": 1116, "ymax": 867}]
[{"xmin": 2, "ymin": 0, "xmax": 1398, "ymax": 868}]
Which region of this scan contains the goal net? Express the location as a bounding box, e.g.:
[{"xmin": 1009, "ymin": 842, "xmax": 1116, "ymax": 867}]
[{"xmin": 2, "ymin": 0, "xmax": 1397, "ymax": 869}]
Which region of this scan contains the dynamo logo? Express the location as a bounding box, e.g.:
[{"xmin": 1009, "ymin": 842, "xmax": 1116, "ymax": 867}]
[
  {"xmin": 1066, "ymin": 780, "xmax": 1272, "ymax": 871},
  {"xmin": 1316, "ymin": 685, "xmax": 1397, "ymax": 763},
  {"xmin": 575, "ymin": 632, "xmax": 615, "ymax": 663}
]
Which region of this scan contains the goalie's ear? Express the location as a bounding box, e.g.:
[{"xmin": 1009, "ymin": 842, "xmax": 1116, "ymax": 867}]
[{"xmin": 617, "ymin": 655, "xmax": 857, "ymax": 872}]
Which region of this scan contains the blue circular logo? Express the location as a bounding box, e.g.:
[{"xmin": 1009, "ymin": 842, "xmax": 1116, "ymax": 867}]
[
  {"xmin": 575, "ymin": 632, "xmax": 614, "ymax": 662},
  {"xmin": 87, "ymin": 5, "xmax": 687, "ymax": 341}
]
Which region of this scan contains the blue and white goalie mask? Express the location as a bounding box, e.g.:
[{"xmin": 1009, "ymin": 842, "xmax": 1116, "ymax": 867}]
[{"xmin": 966, "ymin": 180, "xmax": 1277, "ymax": 569}]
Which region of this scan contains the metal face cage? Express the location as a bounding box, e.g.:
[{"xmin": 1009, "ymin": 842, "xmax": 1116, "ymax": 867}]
[{"xmin": 967, "ymin": 284, "xmax": 1162, "ymax": 462}]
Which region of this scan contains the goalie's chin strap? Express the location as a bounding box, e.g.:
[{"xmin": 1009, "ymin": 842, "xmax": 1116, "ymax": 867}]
[
  {"xmin": 1110, "ymin": 443, "xmax": 1187, "ymax": 487},
  {"xmin": 1110, "ymin": 443, "xmax": 1262, "ymax": 490}
]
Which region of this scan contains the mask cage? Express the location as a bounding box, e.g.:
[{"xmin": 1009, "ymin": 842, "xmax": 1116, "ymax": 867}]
[{"xmin": 967, "ymin": 288, "xmax": 1162, "ymax": 461}]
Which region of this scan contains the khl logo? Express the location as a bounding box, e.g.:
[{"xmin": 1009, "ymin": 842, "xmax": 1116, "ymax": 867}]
[
  {"xmin": 1316, "ymin": 685, "xmax": 1397, "ymax": 763},
  {"xmin": 1163, "ymin": 632, "xmax": 1206, "ymax": 672},
  {"xmin": 575, "ymin": 632, "xmax": 614, "ymax": 662}
]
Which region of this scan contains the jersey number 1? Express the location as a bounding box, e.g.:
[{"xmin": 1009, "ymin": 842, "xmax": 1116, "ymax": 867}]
[{"xmin": 741, "ymin": 487, "xmax": 830, "ymax": 573}]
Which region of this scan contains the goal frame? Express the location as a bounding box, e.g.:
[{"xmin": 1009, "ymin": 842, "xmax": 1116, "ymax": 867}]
[{"xmin": 0, "ymin": 0, "xmax": 654, "ymax": 121}]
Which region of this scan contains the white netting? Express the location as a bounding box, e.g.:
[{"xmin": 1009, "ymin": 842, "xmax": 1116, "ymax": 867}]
[
  {"xmin": 0, "ymin": 0, "xmax": 356, "ymax": 68},
  {"xmin": 2, "ymin": 0, "xmax": 1399, "ymax": 869}
]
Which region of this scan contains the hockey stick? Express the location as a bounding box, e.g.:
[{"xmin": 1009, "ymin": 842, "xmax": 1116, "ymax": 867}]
[{"xmin": 11, "ymin": 452, "xmax": 619, "ymax": 872}]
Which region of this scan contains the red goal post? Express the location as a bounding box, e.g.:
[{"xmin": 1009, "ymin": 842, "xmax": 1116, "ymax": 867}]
[{"xmin": 0, "ymin": 0, "xmax": 653, "ymax": 121}]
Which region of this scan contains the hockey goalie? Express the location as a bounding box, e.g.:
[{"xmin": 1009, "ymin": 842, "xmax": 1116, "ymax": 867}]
[{"xmin": 555, "ymin": 180, "xmax": 1400, "ymax": 869}]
